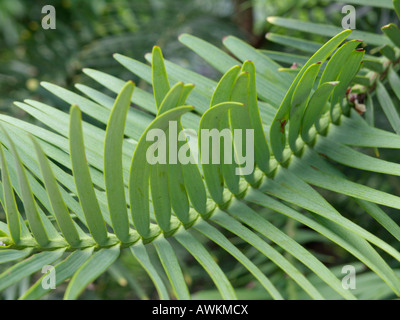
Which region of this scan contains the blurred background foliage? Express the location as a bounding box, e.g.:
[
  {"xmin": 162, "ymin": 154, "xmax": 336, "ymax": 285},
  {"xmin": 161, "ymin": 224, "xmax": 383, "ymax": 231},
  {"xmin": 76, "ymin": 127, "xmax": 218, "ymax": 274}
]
[
  {"xmin": 1, "ymin": 0, "xmax": 397, "ymax": 116},
  {"xmin": 1, "ymin": 0, "xmax": 399, "ymax": 300}
]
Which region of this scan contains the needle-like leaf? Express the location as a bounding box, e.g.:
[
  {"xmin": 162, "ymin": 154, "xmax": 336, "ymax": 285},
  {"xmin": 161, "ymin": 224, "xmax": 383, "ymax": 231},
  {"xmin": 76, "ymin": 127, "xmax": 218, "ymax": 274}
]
[{"xmin": 69, "ymin": 106, "xmax": 108, "ymax": 246}]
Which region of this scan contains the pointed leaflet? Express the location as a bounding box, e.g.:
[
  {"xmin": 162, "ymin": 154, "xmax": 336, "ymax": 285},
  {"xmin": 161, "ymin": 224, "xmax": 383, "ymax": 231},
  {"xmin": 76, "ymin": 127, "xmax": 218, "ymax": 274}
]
[
  {"xmin": 79, "ymin": 69, "xmax": 157, "ymax": 128},
  {"xmin": 329, "ymin": 113, "xmax": 400, "ymax": 148},
  {"xmin": 280, "ymin": 158, "xmax": 400, "ymax": 242},
  {"xmin": 261, "ymin": 49, "xmax": 309, "ymax": 66},
  {"xmin": 210, "ymin": 65, "xmax": 241, "ymax": 107},
  {"xmin": 114, "ymin": 54, "xmax": 152, "ymax": 83},
  {"xmin": 150, "ymin": 162, "xmax": 173, "ymax": 233},
  {"xmin": 0, "ymin": 248, "xmax": 32, "ymax": 264},
  {"xmin": 288, "ymin": 62, "xmax": 321, "ymax": 153},
  {"xmin": 269, "ymin": 29, "xmax": 352, "ymax": 162},
  {"xmin": 227, "ymin": 201, "xmax": 357, "ymax": 300},
  {"xmin": 129, "ymin": 106, "xmax": 193, "ymax": 238},
  {"xmin": 364, "ymin": 95, "xmax": 377, "ymax": 159},
  {"xmin": 210, "ymin": 66, "xmax": 242, "ymax": 195},
  {"xmin": 177, "ymin": 129, "xmax": 208, "ymax": 216},
  {"xmin": 194, "ymin": 221, "xmax": 283, "ymax": 300},
  {"xmin": 0, "ymin": 127, "xmax": 50, "ymax": 247},
  {"xmin": 0, "ymin": 132, "xmax": 65, "ymax": 242},
  {"xmin": 177, "ymin": 84, "xmax": 194, "ymax": 106},
  {"xmin": 15, "ymin": 100, "xmax": 126, "ymax": 193},
  {"xmin": 363, "ymin": 59, "xmax": 385, "ymax": 73},
  {"xmin": 69, "ymin": 106, "xmax": 108, "ymax": 246},
  {"xmin": 41, "ymin": 82, "xmax": 109, "ymax": 125},
  {"xmin": 12, "ymin": 100, "xmax": 113, "ymax": 181},
  {"xmin": 104, "ymin": 81, "xmax": 134, "ymax": 242},
  {"xmin": 357, "ymin": 199, "xmax": 400, "ymax": 243},
  {"xmin": 0, "ymin": 249, "xmax": 65, "ymax": 292},
  {"xmin": 387, "ymin": 67, "xmax": 400, "ymax": 103},
  {"xmin": 174, "ymin": 231, "xmax": 237, "ymax": 300},
  {"xmin": 222, "ymin": 36, "xmax": 292, "ymax": 88},
  {"xmin": 154, "ymin": 238, "xmax": 190, "ymax": 300},
  {"xmin": 298, "ymin": 153, "xmax": 400, "ymax": 213},
  {"xmin": 269, "ymin": 162, "xmax": 400, "ymax": 293},
  {"xmin": 167, "ymin": 130, "xmax": 191, "ymax": 224},
  {"xmin": 354, "ymin": 75, "xmax": 371, "ymax": 87},
  {"xmin": 329, "ymin": 49, "xmax": 364, "ymax": 118},
  {"xmin": 230, "ymin": 72, "xmax": 257, "ymax": 184},
  {"xmin": 65, "ymin": 245, "xmax": 120, "ymax": 300},
  {"xmin": 152, "ymin": 81, "xmax": 189, "ymax": 232},
  {"xmin": 267, "ymin": 16, "xmax": 389, "ymax": 47},
  {"xmin": 32, "ymin": 137, "xmax": 81, "ymax": 247},
  {"xmin": 301, "ymin": 82, "xmax": 338, "ymax": 142},
  {"xmin": 85, "ymin": 58, "xmax": 153, "ymax": 105},
  {"xmin": 130, "ymin": 244, "xmax": 169, "ymax": 300},
  {"xmin": 221, "ymin": 37, "xmax": 288, "ymax": 106},
  {"xmin": 158, "ymin": 83, "xmax": 192, "ymax": 224},
  {"xmin": 0, "ymin": 145, "xmax": 21, "ymax": 244},
  {"xmin": 376, "ymin": 81, "xmax": 400, "ymax": 134},
  {"xmin": 266, "ymin": 33, "xmax": 322, "ymax": 54},
  {"xmin": 114, "ymin": 53, "xmax": 204, "ymax": 119},
  {"xmin": 0, "ymin": 121, "xmax": 91, "ymax": 229},
  {"xmin": 76, "ymin": 83, "xmax": 117, "ymax": 109},
  {"xmin": 158, "ymin": 82, "xmax": 184, "ymax": 115},
  {"xmin": 245, "ymin": 189, "xmax": 384, "ymax": 300},
  {"xmin": 319, "ymin": 40, "xmax": 362, "ymax": 86},
  {"xmin": 0, "ymin": 223, "xmax": 7, "ymax": 237},
  {"xmin": 145, "ymin": 53, "xmax": 214, "ymax": 110},
  {"xmin": 199, "ymin": 102, "xmax": 244, "ymax": 204},
  {"xmin": 21, "ymin": 247, "xmax": 94, "ymax": 300},
  {"xmin": 379, "ymin": 45, "xmax": 396, "ymax": 62},
  {"xmin": 6, "ymin": 103, "xmax": 104, "ymax": 174},
  {"xmin": 382, "ymin": 23, "xmax": 400, "ymax": 48},
  {"xmin": 20, "ymin": 99, "xmax": 118, "ymax": 169},
  {"xmin": 286, "ymin": 152, "xmax": 400, "ymax": 266},
  {"xmin": 219, "ymin": 115, "xmax": 241, "ymax": 195},
  {"xmin": 241, "ymin": 61, "xmax": 270, "ymax": 173},
  {"xmin": 314, "ymin": 135, "xmax": 400, "ymax": 176},
  {"xmin": 107, "ymin": 261, "xmax": 149, "ymax": 300},
  {"xmin": 178, "ymin": 33, "xmax": 239, "ymax": 74},
  {"xmin": 386, "ymin": 68, "xmax": 400, "ymax": 131},
  {"xmin": 152, "ymin": 46, "xmax": 170, "ymax": 109},
  {"xmin": 210, "ymin": 209, "xmax": 324, "ymax": 300},
  {"xmin": 167, "ymin": 163, "xmax": 190, "ymax": 225}
]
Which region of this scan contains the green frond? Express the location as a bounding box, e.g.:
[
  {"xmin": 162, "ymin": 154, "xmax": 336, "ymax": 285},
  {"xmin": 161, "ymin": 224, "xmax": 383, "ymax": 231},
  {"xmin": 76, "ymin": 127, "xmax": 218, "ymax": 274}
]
[{"xmin": 1, "ymin": 1, "xmax": 400, "ymax": 300}]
